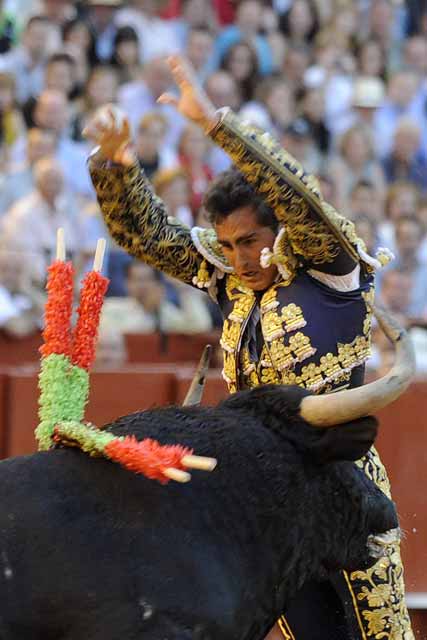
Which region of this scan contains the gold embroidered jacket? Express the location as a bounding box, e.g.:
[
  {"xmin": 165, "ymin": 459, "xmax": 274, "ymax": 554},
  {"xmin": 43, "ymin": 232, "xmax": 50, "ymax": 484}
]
[{"xmin": 88, "ymin": 112, "xmax": 413, "ymax": 640}]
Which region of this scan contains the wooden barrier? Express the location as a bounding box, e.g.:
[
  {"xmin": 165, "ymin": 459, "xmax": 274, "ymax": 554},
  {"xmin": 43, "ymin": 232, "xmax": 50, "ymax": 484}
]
[
  {"xmin": 0, "ymin": 331, "xmax": 221, "ymax": 367},
  {"xmin": 124, "ymin": 332, "xmax": 221, "ymax": 364},
  {"xmin": 376, "ymin": 383, "xmax": 427, "ymax": 596},
  {"xmin": 4, "ymin": 365, "xmax": 177, "ymax": 457},
  {"xmin": 0, "ymin": 372, "xmax": 8, "ymax": 458},
  {"xmin": 0, "ymin": 331, "xmax": 41, "ymax": 365}
]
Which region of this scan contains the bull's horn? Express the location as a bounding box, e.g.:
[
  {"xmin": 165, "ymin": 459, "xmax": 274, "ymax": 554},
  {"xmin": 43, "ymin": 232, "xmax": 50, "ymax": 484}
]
[
  {"xmin": 182, "ymin": 345, "xmax": 212, "ymax": 406},
  {"xmin": 299, "ymin": 306, "xmax": 415, "ymax": 428}
]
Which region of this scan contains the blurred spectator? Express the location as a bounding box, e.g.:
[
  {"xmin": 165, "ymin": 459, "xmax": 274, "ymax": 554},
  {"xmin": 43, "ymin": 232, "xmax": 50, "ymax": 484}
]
[
  {"xmin": 348, "ymin": 179, "xmax": 384, "ymax": 224},
  {"xmin": 298, "ymin": 85, "xmax": 330, "ymax": 154},
  {"xmin": 352, "ymin": 212, "xmax": 379, "ymax": 256},
  {"xmin": 379, "ymin": 180, "xmax": 419, "ymax": 250},
  {"xmin": 378, "ymin": 268, "xmax": 414, "ymax": 318},
  {"xmin": 355, "ymin": 38, "xmax": 387, "ymax": 81},
  {"xmin": 0, "ymin": 0, "xmax": 18, "ymax": 54},
  {"xmin": 329, "ymin": 125, "xmax": 386, "ymax": 213},
  {"xmin": 374, "ymin": 261, "xmax": 427, "ymax": 376},
  {"xmin": 282, "ymin": 42, "xmax": 311, "ymax": 95},
  {"xmin": 240, "ymin": 75, "xmax": 294, "ymax": 135},
  {"xmin": 85, "ymin": 0, "xmax": 121, "ymax": 63},
  {"xmin": 362, "ymin": 0, "xmax": 401, "ymax": 68},
  {"xmin": 0, "ymin": 156, "xmax": 86, "ymax": 284},
  {"xmin": 377, "ymin": 216, "xmax": 427, "ymax": 323},
  {"xmin": 40, "ymin": 0, "xmax": 77, "ymax": 30},
  {"xmin": 152, "ymin": 166, "xmax": 193, "ymax": 226},
  {"xmin": 21, "ymin": 88, "xmax": 94, "ymax": 197},
  {"xmin": 384, "ymin": 180, "xmax": 419, "ymax": 220},
  {"xmin": 373, "ymin": 70, "xmax": 427, "ymax": 156},
  {"xmin": 333, "ymin": 75, "xmax": 385, "ymax": 139},
  {"xmin": 44, "ymin": 51, "xmax": 77, "ymax": 98},
  {"xmin": 115, "ymin": 0, "xmax": 180, "ymax": 62},
  {"xmin": 32, "ymin": 88, "xmax": 71, "ymax": 136},
  {"xmin": 382, "ymin": 117, "xmax": 427, "ymax": 192},
  {"xmin": 178, "ymin": 122, "xmax": 212, "ymax": 215},
  {"xmin": 401, "ymin": 34, "xmax": 427, "ymax": 75},
  {"xmin": 62, "ymin": 17, "xmax": 97, "ymax": 80},
  {"xmin": 220, "ymin": 41, "xmax": 259, "ymax": 103},
  {"xmin": 98, "ymin": 260, "xmax": 213, "ymax": 357},
  {"xmin": 327, "ymin": 3, "xmax": 359, "ymax": 54},
  {"xmin": 171, "ymin": 0, "xmax": 218, "ymax": 49},
  {"xmin": 0, "ymin": 71, "xmax": 25, "ymax": 168},
  {"xmin": 72, "ymin": 65, "xmax": 119, "ymax": 141},
  {"xmin": 205, "ymin": 69, "xmax": 241, "ymax": 111},
  {"xmin": 279, "ymin": 0, "xmax": 320, "ymax": 45},
  {"xmin": 205, "ymin": 70, "xmax": 239, "ymax": 173},
  {"xmin": 110, "ymin": 25, "xmax": 140, "ymax": 84},
  {"xmin": 0, "ymin": 250, "xmax": 45, "ymax": 338},
  {"xmin": 417, "ymin": 196, "xmax": 427, "ymax": 254},
  {"xmin": 0, "ymin": 15, "xmax": 53, "ymax": 104},
  {"xmin": 212, "ymin": 0, "xmax": 275, "ymax": 75},
  {"xmin": 0, "ymin": 127, "xmax": 56, "ymax": 215},
  {"xmin": 317, "ymin": 173, "xmax": 338, "ymax": 209},
  {"xmin": 263, "ymin": 14, "xmax": 287, "ymax": 70},
  {"xmin": 281, "ymin": 117, "xmax": 321, "ymax": 173},
  {"xmin": 136, "ymin": 111, "xmax": 177, "ymax": 177},
  {"xmin": 184, "ymin": 26, "xmax": 214, "ymax": 82},
  {"xmin": 119, "ymin": 56, "xmax": 185, "ymax": 147},
  {"xmin": 394, "ymin": 214, "xmax": 427, "ymax": 274},
  {"xmin": 22, "ymin": 52, "xmax": 78, "ymax": 127},
  {"xmin": 305, "ymin": 33, "xmax": 354, "ymax": 134},
  {"xmin": 405, "ymin": 0, "xmax": 427, "ymax": 37}
]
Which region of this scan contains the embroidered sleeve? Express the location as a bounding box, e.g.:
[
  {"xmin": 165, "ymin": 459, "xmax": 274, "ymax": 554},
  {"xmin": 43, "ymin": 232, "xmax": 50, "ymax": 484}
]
[
  {"xmin": 88, "ymin": 157, "xmax": 208, "ymax": 285},
  {"xmin": 209, "ymin": 110, "xmax": 362, "ymax": 273}
]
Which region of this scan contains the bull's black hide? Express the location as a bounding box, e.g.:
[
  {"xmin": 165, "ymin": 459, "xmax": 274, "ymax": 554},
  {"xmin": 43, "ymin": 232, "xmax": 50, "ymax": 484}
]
[{"xmin": 0, "ymin": 385, "xmax": 397, "ymax": 640}]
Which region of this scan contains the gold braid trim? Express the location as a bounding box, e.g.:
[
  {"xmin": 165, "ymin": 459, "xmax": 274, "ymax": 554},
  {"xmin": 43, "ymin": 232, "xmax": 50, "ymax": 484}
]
[
  {"xmin": 344, "ymin": 449, "xmax": 415, "ymax": 640},
  {"xmin": 89, "ymin": 159, "xmax": 206, "ymax": 285},
  {"xmin": 220, "ymin": 283, "xmax": 373, "ymax": 395},
  {"xmin": 210, "ymin": 111, "xmax": 361, "ymax": 267}
]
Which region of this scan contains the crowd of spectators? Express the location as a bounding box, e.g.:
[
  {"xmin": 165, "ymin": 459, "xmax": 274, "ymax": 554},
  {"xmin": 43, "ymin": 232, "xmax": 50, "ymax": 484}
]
[{"xmin": 0, "ymin": 0, "xmax": 426, "ymax": 371}]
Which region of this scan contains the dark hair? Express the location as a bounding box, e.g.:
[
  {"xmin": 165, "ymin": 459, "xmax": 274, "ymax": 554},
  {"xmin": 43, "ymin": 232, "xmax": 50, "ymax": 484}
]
[
  {"xmin": 203, "ymin": 169, "xmax": 279, "ymax": 232},
  {"xmin": 350, "ymin": 179, "xmax": 376, "ymax": 195},
  {"xmin": 47, "ymin": 52, "xmax": 76, "ymax": 69},
  {"xmin": 113, "ymin": 25, "xmax": 139, "ymax": 47},
  {"xmin": 220, "ymin": 41, "xmax": 260, "ymax": 103},
  {"xmin": 279, "ymin": 0, "xmax": 320, "ymax": 44},
  {"xmin": 124, "ymin": 259, "xmax": 163, "ymax": 282},
  {"xmin": 394, "ymin": 213, "xmax": 423, "ymax": 231},
  {"xmin": 26, "ymin": 15, "xmax": 50, "ymax": 30},
  {"xmin": 62, "ymin": 18, "xmax": 98, "ymax": 68}
]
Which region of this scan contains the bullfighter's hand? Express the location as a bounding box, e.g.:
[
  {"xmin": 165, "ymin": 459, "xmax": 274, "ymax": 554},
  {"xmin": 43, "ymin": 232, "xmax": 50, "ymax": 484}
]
[
  {"xmin": 82, "ymin": 104, "xmax": 136, "ymax": 166},
  {"xmin": 157, "ymin": 55, "xmax": 220, "ymax": 133}
]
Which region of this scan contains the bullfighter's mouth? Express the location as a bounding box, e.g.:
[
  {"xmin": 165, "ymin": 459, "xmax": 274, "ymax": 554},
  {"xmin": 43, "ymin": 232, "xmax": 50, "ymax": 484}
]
[{"xmin": 367, "ymin": 528, "xmax": 401, "ymax": 558}]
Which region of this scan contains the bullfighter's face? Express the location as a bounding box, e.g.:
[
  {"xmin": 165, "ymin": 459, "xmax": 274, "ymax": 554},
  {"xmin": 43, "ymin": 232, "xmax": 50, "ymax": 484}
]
[{"xmin": 216, "ymin": 205, "xmax": 278, "ymax": 291}]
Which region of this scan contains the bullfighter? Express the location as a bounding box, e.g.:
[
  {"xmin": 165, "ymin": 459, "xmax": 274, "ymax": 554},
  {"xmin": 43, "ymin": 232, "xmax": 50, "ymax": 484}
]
[{"xmin": 84, "ymin": 55, "xmax": 413, "ymax": 640}]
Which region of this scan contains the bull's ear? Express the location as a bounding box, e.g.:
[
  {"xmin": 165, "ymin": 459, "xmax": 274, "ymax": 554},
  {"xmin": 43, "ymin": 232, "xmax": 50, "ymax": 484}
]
[{"xmin": 306, "ymin": 416, "xmax": 379, "ymax": 464}]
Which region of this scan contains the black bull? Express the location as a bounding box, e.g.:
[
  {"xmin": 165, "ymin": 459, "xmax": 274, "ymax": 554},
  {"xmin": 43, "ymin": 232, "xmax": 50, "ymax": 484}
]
[{"xmin": 0, "ymin": 384, "xmax": 397, "ymax": 640}]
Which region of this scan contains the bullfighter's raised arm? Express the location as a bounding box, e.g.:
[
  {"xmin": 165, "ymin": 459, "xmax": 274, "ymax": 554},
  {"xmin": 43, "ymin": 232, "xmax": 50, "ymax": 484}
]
[
  {"xmin": 85, "ymin": 108, "xmax": 208, "ymax": 286},
  {"xmin": 159, "ymin": 56, "xmax": 375, "ymax": 279}
]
